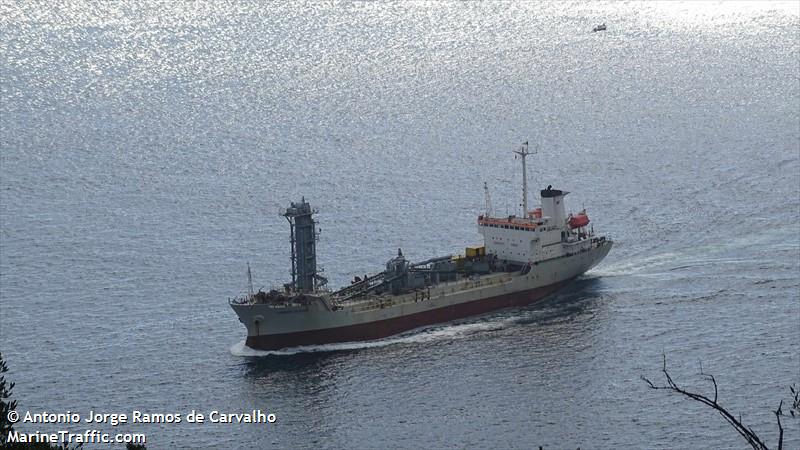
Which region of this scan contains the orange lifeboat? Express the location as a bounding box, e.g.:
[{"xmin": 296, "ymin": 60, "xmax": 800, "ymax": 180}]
[{"xmin": 569, "ymin": 212, "xmax": 590, "ymax": 229}]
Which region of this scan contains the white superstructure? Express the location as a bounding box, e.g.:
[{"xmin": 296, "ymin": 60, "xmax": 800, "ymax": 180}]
[{"xmin": 479, "ymin": 143, "xmax": 593, "ymax": 266}]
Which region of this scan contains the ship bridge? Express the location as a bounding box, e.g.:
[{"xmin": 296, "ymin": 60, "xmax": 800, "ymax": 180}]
[
  {"xmin": 479, "ymin": 142, "xmax": 588, "ymax": 265},
  {"xmin": 478, "ymin": 189, "xmax": 568, "ymax": 264}
]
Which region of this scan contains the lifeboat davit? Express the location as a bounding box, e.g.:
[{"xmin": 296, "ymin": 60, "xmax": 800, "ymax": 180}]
[{"xmin": 569, "ymin": 212, "xmax": 590, "ymax": 229}]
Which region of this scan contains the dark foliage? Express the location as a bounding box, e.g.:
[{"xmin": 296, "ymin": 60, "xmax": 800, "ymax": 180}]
[
  {"xmin": 0, "ymin": 352, "xmax": 146, "ymax": 450},
  {"xmin": 1, "ymin": 352, "xmax": 18, "ymax": 445}
]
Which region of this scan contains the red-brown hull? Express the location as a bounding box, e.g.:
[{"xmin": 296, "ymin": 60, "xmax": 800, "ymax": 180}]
[{"xmin": 245, "ymin": 278, "xmax": 574, "ymax": 350}]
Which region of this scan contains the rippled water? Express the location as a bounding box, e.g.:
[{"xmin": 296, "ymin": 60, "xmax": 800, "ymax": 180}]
[{"xmin": 2, "ymin": 1, "xmax": 799, "ymax": 448}]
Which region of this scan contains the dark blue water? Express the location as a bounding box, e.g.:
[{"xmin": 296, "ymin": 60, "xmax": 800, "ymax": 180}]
[{"xmin": 2, "ymin": 2, "xmax": 798, "ymax": 448}]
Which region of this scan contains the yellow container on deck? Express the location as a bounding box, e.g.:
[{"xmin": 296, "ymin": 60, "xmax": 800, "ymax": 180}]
[{"xmin": 465, "ymin": 246, "xmax": 485, "ymax": 257}]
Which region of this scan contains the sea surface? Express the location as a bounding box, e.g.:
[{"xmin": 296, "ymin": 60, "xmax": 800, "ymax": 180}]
[{"xmin": 1, "ymin": 1, "xmax": 799, "ymax": 448}]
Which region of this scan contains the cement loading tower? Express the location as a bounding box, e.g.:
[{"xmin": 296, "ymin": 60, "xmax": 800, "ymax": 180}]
[{"xmin": 283, "ymin": 198, "xmax": 327, "ymax": 293}]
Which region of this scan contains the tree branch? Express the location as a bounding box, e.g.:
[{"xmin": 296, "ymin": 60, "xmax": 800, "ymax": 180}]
[
  {"xmin": 774, "ymin": 400, "xmax": 783, "ymax": 450},
  {"xmin": 642, "ymin": 355, "xmax": 769, "ymax": 450}
]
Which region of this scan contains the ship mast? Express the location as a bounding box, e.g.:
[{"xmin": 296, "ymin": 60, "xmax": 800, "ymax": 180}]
[
  {"xmin": 512, "ymin": 141, "xmax": 534, "ymax": 216},
  {"xmin": 483, "ymin": 181, "xmax": 493, "ymax": 217},
  {"xmin": 247, "ymin": 262, "xmax": 254, "ymax": 296}
]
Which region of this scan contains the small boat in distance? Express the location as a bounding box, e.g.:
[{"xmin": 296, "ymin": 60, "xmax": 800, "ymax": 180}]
[{"xmin": 593, "ymin": 23, "xmax": 607, "ymax": 32}]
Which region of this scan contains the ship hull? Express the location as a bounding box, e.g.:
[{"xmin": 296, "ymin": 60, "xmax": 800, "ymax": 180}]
[
  {"xmin": 244, "ymin": 278, "xmax": 571, "ymax": 350},
  {"xmin": 232, "ymin": 239, "xmax": 612, "ymax": 351}
]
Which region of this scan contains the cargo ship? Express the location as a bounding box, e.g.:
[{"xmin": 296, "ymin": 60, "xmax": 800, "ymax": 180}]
[{"xmin": 230, "ymin": 143, "xmax": 612, "ymax": 350}]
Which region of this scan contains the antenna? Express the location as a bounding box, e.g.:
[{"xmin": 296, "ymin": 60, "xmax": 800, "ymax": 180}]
[
  {"xmin": 483, "ymin": 181, "xmax": 493, "ymax": 217},
  {"xmin": 512, "ymin": 141, "xmax": 536, "ymax": 216},
  {"xmin": 247, "ymin": 262, "xmax": 254, "ymax": 296}
]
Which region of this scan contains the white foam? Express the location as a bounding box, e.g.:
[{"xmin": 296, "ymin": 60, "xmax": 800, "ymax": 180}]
[
  {"xmin": 591, "ymin": 240, "xmax": 785, "ymax": 278},
  {"xmin": 229, "ymin": 317, "xmax": 515, "ymax": 357},
  {"xmin": 589, "ymin": 251, "xmax": 681, "ymax": 276}
]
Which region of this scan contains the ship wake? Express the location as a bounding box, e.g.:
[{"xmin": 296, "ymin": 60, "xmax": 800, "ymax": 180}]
[
  {"xmin": 590, "ymin": 227, "xmax": 798, "ymax": 278},
  {"xmin": 230, "ymin": 318, "xmax": 515, "ymax": 357}
]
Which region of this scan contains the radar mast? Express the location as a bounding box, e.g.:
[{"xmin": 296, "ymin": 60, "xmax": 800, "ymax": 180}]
[
  {"xmin": 512, "ymin": 141, "xmax": 536, "ymax": 216},
  {"xmin": 483, "ymin": 181, "xmax": 493, "ymax": 217}
]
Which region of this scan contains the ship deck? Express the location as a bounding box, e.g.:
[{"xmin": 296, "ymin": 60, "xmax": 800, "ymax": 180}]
[{"xmin": 337, "ymin": 271, "xmax": 516, "ymax": 313}]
